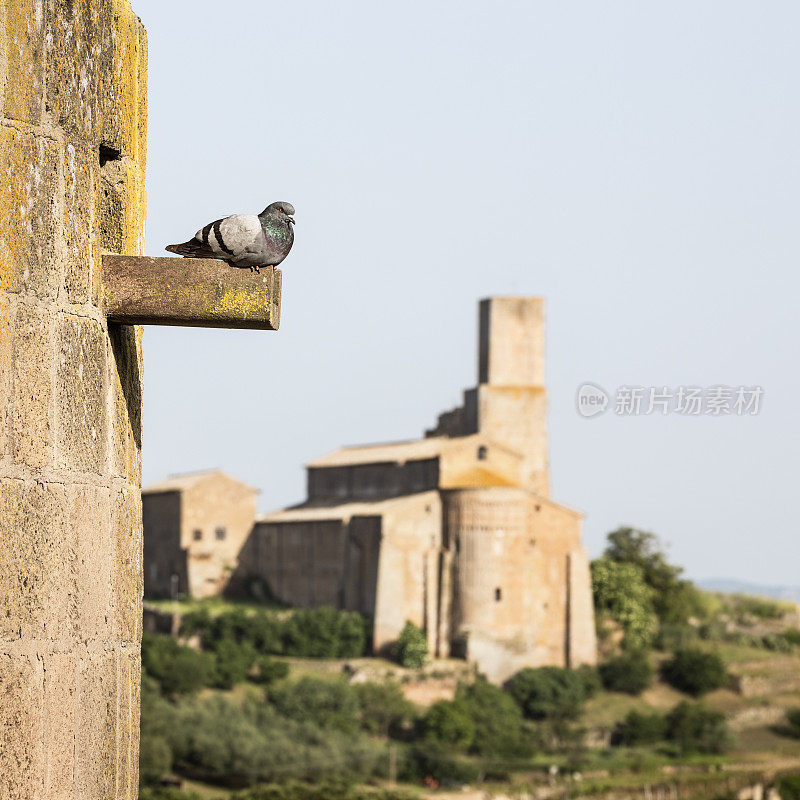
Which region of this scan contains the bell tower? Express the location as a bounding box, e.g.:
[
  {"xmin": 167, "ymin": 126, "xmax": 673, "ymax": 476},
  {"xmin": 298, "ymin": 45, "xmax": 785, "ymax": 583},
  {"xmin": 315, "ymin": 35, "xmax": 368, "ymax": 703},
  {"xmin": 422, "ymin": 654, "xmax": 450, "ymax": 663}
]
[{"xmin": 467, "ymin": 297, "xmax": 549, "ymax": 495}]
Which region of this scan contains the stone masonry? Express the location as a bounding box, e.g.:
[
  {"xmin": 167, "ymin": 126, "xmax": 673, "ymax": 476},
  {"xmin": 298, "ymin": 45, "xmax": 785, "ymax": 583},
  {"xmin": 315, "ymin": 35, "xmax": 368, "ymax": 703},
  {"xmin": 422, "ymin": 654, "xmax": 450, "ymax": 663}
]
[{"xmin": 0, "ymin": 2, "xmax": 147, "ymax": 798}]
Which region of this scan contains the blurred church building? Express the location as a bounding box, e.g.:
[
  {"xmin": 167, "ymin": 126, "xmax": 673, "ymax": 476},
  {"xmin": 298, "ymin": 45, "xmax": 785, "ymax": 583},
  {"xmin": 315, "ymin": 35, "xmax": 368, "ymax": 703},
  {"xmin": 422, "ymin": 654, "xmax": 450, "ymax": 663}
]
[{"xmin": 142, "ymin": 297, "xmax": 597, "ymax": 681}]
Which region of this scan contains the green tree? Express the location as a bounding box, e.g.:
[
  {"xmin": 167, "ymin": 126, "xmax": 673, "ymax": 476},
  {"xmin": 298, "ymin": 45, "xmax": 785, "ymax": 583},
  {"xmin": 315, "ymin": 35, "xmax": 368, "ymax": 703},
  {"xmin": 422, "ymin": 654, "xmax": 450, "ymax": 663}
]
[
  {"xmin": 785, "ymin": 708, "xmax": 800, "ymax": 739},
  {"xmin": 599, "ymin": 650, "xmax": 654, "ymax": 695},
  {"xmin": 591, "ymin": 557, "xmax": 659, "ymax": 649},
  {"xmin": 394, "ymin": 621, "xmax": 428, "ymax": 669},
  {"xmin": 504, "ymin": 666, "xmax": 588, "ymax": 721},
  {"xmin": 355, "ymin": 681, "xmax": 416, "ymax": 738},
  {"xmin": 422, "ymin": 699, "xmax": 475, "ymax": 750},
  {"xmin": 612, "ymin": 710, "xmax": 667, "ymax": 746},
  {"xmin": 269, "ymin": 676, "xmax": 360, "ymax": 734},
  {"xmin": 603, "ymin": 527, "xmax": 707, "ymax": 624},
  {"xmin": 665, "ymin": 701, "xmax": 731, "ymax": 754},
  {"xmin": 456, "ymin": 677, "xmax": 532, "ymax": 757},
  {"xmin": 141, "ymin": 633, "xmax": 209, "ymax": 696},
  {"xmin": 661, "ymin": 648, "xmax": 728, "ymax": 696}
]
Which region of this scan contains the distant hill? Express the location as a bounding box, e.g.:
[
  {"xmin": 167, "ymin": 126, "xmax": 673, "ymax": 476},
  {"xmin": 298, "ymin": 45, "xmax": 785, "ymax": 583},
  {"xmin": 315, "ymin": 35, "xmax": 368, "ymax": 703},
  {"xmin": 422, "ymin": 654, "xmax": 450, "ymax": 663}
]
[{"xmin": 697, "ymin": 578, "xmax": 800, "ymax": 604}]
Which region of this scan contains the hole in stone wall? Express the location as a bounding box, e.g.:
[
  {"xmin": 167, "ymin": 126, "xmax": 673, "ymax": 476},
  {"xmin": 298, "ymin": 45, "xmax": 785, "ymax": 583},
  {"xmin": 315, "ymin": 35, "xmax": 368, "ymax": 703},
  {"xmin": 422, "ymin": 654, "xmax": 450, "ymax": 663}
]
[{"xmin": 99, "ymin": 144, "xmax": 121, "ymax": 166}]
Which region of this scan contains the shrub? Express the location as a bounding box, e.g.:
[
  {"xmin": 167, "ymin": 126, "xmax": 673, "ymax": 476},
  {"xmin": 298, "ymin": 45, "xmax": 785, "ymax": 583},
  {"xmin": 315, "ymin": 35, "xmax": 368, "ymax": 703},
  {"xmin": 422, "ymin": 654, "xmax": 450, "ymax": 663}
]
[
  {"xmin": 282, "ymin": 607, "xmax": 366, "ymax": 658},
  {"xmin": 394, "ymin": 621, "xmax": 428, "ymax": 669},
  {"xmin": 269, "ymin": 676, "xmax": 360, "ymax": 734},
  {"xmin": 779, "ymin": 775, "xmax": 800, "ymax": 800},
  {"xmin": 139, "ymin": 733, "xmax": 172, "ymax": 786},
  {"xmin": 611, "ymin": 710, "xmax": 667, "ymax": 746},
  {"xmin": 233, "ymin": 781, "xmax": 420, "ymax": 800},
  {"xmin": 252, "ymin": 656, "xmax": 289, "ymax": 685},
  {"xmin": 141, "ymin": 633, "xmax": 209, "ymax": 696},
  {"xmin": 422, "ymin": 699, "xmax": 475, "ymax": 749},
  {"xmin": 599, "ymin": 650, "xmax": 653, "ymax": 695},
  {"xmin": 457, "ymin": 677, "xmax": 533, "ymax": 757},
  {"xmin": 401, "ymin": 744, "xmax": 481, "ymax": 785},
  {"xmin": 661, "ymin": 648, "xmax": 728, "ymax": 696},
  {"xmin": 786, "ymin": 708, "xmax": 800, "ymax": 739},
  {"xmin": 577, "ymin": 664, "xmax": 602, "ymax": 698},
  {"xmin": 208, "ymin": 640, "xmax": 257, "ymax": 689},
  {"xmin": 355, "ymin": 681, "xmax": 416, "ymax": 738},
  {"xmin": 504, "ymin": 666, "xmax": 588, "ymax": 721},
  {"xmin": 665, "ymin": 701, "xmax": 731, "ymax": 754},
  {"xmin": 179, "ymin": 606, "xmax": 369, "ymax": 661}
]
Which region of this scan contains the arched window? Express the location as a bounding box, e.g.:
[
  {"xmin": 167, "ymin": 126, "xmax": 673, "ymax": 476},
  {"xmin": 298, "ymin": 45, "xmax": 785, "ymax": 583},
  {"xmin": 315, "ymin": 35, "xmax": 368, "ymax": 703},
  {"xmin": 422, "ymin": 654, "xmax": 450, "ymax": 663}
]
[{"xmin": 477, "ymin": 445, "xmax": 488, "ymax": 460}]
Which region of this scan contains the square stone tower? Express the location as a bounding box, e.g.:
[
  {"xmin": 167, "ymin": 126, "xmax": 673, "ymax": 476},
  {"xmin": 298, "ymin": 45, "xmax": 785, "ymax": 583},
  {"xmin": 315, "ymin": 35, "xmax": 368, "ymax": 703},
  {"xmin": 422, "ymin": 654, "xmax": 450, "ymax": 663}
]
[{"xmin": 429, "ymin": 297, "xmax": 550, "ymax": 495}]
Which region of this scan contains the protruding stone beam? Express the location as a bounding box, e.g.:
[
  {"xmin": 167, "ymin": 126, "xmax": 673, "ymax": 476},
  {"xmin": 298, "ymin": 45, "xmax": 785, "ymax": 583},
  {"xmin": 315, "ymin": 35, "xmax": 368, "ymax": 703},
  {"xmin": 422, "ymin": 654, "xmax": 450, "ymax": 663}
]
[{"xmin": 101, "ymin": 255, "xmax": 281, "ymax": 330}]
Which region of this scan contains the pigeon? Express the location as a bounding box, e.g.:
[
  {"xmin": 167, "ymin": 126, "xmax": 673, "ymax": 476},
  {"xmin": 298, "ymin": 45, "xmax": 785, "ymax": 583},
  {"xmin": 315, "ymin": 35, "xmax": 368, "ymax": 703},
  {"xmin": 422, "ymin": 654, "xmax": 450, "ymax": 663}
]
[{"xmin": 165, "ymin": 201, "xmax": 295, "ymax": 272}]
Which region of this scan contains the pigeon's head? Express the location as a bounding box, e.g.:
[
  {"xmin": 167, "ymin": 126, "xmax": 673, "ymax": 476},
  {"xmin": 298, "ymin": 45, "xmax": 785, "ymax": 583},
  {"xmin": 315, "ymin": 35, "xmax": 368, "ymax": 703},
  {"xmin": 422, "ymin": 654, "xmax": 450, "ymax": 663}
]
[{"xmin": 262, "ymin": 201, "xmax": 295, "ymax": 226}]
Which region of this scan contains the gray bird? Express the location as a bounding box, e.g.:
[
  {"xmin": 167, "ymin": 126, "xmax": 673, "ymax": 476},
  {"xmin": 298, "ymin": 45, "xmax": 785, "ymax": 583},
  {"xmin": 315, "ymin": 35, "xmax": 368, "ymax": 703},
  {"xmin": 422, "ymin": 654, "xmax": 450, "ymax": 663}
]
[{"xmin": 166, "ymin": 201, "xmax": 295, "ymax": 272}]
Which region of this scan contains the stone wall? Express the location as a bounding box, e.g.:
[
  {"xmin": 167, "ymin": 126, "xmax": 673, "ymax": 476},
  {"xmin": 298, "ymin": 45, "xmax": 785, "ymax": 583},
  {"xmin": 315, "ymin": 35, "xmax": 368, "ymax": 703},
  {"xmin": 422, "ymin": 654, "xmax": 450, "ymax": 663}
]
[{"xmin": 0, "ymin": 1, "xmax": 147, "ymax": 797}]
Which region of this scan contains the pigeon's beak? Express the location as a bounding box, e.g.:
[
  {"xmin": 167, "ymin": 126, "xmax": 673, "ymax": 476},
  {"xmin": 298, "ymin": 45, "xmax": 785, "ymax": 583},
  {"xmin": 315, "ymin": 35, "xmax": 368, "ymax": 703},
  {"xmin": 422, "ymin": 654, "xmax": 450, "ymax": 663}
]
[{"xmin": 287, "ymin": 216, "xmax": 295, "ymax": 226}]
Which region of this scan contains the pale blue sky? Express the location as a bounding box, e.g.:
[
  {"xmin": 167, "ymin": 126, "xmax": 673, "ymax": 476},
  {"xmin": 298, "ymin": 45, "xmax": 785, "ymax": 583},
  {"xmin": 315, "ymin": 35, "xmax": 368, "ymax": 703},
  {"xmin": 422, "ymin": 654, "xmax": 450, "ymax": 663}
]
[{"xmin": 135, "ymin": 1, "xmax": 799, "ymax": 584}]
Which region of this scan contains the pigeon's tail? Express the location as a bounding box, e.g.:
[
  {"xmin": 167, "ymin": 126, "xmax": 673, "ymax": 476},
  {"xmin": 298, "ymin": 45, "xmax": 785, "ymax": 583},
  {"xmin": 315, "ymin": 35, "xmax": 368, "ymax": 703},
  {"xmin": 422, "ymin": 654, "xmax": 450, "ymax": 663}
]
[{"xmin": 165, "ymin": 239, "xmax": 216, "ymax": 258}]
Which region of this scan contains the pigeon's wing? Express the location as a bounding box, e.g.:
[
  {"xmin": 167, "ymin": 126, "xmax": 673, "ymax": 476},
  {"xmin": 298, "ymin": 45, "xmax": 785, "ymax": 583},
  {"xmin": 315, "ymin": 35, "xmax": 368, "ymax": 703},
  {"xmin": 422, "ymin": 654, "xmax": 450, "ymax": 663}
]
[{"xmin": 191, "ymin": 214, "xmax": 262, "ymax": 261}]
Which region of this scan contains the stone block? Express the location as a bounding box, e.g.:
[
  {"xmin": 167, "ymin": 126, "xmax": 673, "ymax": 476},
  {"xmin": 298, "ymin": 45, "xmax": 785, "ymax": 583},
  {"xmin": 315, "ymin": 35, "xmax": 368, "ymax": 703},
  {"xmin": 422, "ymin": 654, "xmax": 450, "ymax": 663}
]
[
  {"xmin": 0, "ymin": 479, "xmax": 74, "ymax": 641},
  {"xmin": 44, "ymin": 0, "xmax": 105, "ymax": 142},
  {"xmin": 3, "ymin": 0, "xmax": 46, "ymax": 125},
  {"xmin": 42, "ymin": 651, "xmax": 77, "ymax": 799},
  {"xmin": 113, "ymin": 485, "xmax": 142, "ymax": 643},
  {"xmin": 71, "ymin": 483, "xmax": 113, "ymax": 642},
  {"xmin": 56, "ymin": 313, "xmax": 107, "ymax": 472},
  {"xmin": 64, "ymin": 142, "xmax": 97, "ymax": 303},
  {"xmin": 0, "ymin": 127, "xmax": 62, "ymax": 297},
  {"xmin": 0, "ymin": 652, "xmax": 43, "ymax": 800},
  {"xmin": 0, "ymin": 292, "xmax": 12, "ymax": 458},
  {"xmin": 75, "ymin": 648, "xmax": 118, "ymax": 799},
  {"xmin": 97, "ymin": 3, "xmax": 146, "ymax": 158},
  {"xmin": 116, "ymin": 647, "xmax": 141, "ymax": 798},
  {"xmin": 10, "ymin": 301, "xmax": 52, "ymax": 468}
]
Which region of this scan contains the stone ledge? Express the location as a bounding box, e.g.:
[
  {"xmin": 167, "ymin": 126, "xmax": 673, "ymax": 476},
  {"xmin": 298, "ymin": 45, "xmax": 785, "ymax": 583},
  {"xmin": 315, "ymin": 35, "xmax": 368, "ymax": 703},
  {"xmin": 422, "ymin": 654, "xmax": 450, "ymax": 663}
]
[{"xmin": 101, "ymin": 255, "xmax": 282, "ymax": 330}]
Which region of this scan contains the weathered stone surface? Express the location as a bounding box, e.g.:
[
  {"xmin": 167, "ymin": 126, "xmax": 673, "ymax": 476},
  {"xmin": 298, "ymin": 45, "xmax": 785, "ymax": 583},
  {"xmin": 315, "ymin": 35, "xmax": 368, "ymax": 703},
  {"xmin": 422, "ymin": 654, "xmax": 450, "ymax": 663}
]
[
  {"xmin": 0, "ymin": 127, "xmax": 61, "ymax": 297},
  {"xmin": 0, "ymin": 479, "xmax": 74, "ymax": 641},
  {"xmin": 116, "ymin": 646, "xmax": 141, "ymax": 797},
  {"xmin": 113, "ymin": 485, "xmax": 142, "ymax": 644},
  {"xmin": 0, "ymin": 0, "xmax": 147, "ymax": 794},
  {"xmin": 10, "ymin": 302, "xmax": 52, "ymax": 467},
  {"xmin": 0, "ymin": 652, "xmax": 43, "ymax": 800},
  {"xmin": 75, "ymin": 649, "xmax": 118, "ymax": 798},
  {"xmin": 56, "ymin": 313, "xmax": 108, "ymax": 472},
  {"xmin": 64, "ymin": 142, "xmax": 97, "ymax": 303},
  {"xmin": 42, "ymin": 651, "xmax": 77, "ymax": 800},
  {"xmin": 71, "ymin": 483, "xmax": 113, "ymax": 642},
  {"xmin": 3, "ymin": 0, "xmax": 47, "ymax": 125},
  {"xmin": 102, "ymin": 255, "xmax": 283, "ymax": 330}
]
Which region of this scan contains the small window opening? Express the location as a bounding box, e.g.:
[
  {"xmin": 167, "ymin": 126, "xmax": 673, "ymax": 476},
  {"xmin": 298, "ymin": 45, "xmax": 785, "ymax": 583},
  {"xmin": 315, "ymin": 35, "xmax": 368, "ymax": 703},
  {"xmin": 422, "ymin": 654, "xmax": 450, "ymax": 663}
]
[
  {"xmin": 193, "ymin": 529, "xmax": 202, "ymax": 541},
  {"xmin": 215, "ymin": 527, "xmax": 227, "ymax": 541},
  {"xmin": 534, "ymin": 504, "xmax": 541, "ymax": 512},
  {"xmin": 494, "ymin": 587, "xmax": 502, "ymax": 601},
  {"xmin": 477, "ymin": 445, "xmax": 488, "ymax": 460}
]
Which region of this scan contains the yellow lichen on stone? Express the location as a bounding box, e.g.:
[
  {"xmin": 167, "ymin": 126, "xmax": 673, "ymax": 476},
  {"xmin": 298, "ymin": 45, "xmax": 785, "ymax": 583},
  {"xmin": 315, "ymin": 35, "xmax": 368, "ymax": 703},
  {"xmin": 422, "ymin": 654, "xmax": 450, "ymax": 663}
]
[{"xmin": 211, "ymin": 285, "xmax": 272, "ymax": 320}]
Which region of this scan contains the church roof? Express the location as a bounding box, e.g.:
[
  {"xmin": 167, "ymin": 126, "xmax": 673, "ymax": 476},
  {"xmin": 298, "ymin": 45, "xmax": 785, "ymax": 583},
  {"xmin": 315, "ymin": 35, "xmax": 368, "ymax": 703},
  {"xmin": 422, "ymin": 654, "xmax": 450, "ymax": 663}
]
[
  {"xmin": 258, "ymin": 490, "xmax": 438, "ymax": 524},
  {"xmin": 307, "ymin": 433, "xmax": 521, "ymax": 468},
  {"xmin": 142, "ymin": 469, "xmax": 259, "ymax": 495}
]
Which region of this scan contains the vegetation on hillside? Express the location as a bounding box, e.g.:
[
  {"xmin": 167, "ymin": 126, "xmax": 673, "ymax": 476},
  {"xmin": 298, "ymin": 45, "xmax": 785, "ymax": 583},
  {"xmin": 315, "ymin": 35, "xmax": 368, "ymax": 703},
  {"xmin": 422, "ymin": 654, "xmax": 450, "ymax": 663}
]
[{"xmin": 140, "ymin": 527, "xmax": 800, "ymax": 799}]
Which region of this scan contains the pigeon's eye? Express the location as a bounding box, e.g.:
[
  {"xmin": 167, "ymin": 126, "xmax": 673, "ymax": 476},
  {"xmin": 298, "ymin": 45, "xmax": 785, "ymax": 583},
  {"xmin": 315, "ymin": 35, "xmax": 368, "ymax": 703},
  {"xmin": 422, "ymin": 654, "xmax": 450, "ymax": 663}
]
[{"xmin": 279, "ymin": 207, "xmax": 284, "ymax": 213}]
